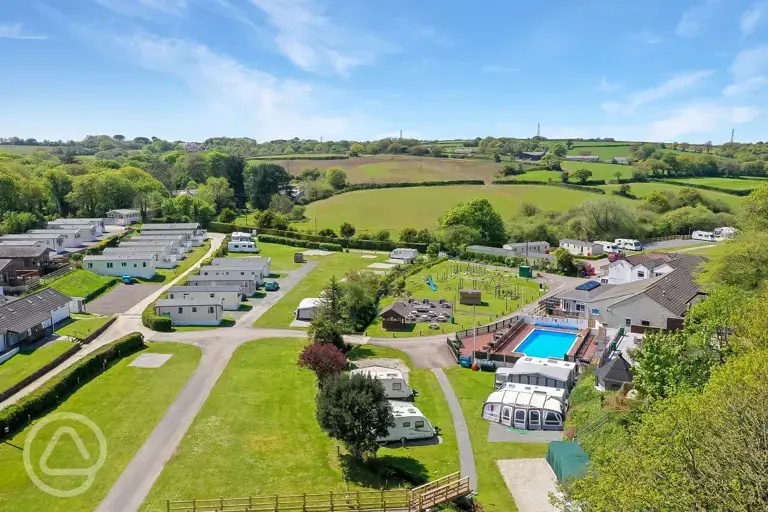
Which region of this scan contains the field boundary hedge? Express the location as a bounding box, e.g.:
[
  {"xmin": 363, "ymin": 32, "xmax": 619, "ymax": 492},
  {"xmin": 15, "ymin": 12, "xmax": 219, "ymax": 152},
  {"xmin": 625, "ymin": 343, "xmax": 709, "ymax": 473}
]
[
  {"xmin": 80, "ymin": 316, "xmax": 117, "ymax": 344},
  {"xmin": 257, "ymin": 234, "xmax": 343, "ymax": 252},
  {"xmin": 0, "ymin": 333, "xmax": 145, "ymax": 441},
  {"xmin": 248, "ymin": 154, "xmax": 349, "ymax": 161},
  {"xmin": 0, "ymin": 343, "xmax": 81, "ymax": 404},
  {"xmin": 649, "ymin": 178, "xmax": 753, "ymax": 196},
  {"xmin": 491, "ymin": 180, "xmax": 606, "ymax": 194},
  {"xmin": 299, "ymin": 180, "xmax": 486, "ymax": 205}
]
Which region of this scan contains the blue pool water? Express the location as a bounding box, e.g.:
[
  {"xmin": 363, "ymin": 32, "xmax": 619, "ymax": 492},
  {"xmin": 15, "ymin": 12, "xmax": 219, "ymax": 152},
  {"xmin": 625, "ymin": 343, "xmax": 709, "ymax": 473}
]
[{"xmin": 514, "ymin": 329, "xmax": 578, "ymax": 359}]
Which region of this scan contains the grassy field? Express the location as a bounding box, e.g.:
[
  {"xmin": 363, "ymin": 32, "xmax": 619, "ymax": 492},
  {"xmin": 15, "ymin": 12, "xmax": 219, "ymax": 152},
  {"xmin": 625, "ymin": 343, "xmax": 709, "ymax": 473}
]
[
  {"xmin": 0, "ymin": 340, "xmax": 76, "ymax": 393},
  {"xmin": 55, "ymin": 314, "xmax": 113, "ymax": 339},
  {"xmin": 302, "ymin": 185, "xmax": 631, "ymax": 233},
  {"xmin": 560, "ymin": 161, "xmax": 634, "ymax": 181},
  {"xmin": 445, "ymin": 367, "xmax": 549, "ymax": 512},
  {"xmin": 223, "ymin": 241, "xmax": 305, "ymax": 272},
  {"xmin": 253, "ymin": 252, "xmax": 389, "ymax": 328},
  {"xmin": 49, "ymin": 269, "xmax": 118, "ymax": 300},
  {"xmin": 599, "ymin": 182, "xmax": 745, "ymax": 209},
  {"xmin": 364, "ymin": 261, "xmax": 545, "ymax": 338},
  {"xmin": 0, "ymin": 342, "xmax": 201, "ymax": 512},
  {"xmin": 667, "ymin": 177, "xmax": 764, "ymax": 190},
  {"xmin": 566, "ymin": 145, "xmax": 632, "ymax": 159},
  {"xmin": 141, "ymin": 339, "xmax": 458, "ymax": 510}
]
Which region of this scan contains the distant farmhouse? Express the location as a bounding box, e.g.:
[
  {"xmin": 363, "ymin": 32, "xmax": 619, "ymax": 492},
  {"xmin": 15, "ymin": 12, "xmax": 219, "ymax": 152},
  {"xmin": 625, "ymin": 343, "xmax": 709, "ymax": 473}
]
[{"xmin": 565, "ymin": 155, "xmax": 600, "ymax": 162}]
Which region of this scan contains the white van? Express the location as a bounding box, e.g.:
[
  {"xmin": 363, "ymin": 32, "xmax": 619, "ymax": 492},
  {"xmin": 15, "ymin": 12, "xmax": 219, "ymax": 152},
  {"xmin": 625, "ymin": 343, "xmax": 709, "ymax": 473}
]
[
  {"xmin": 350, "ymin": 366, "xmax": 412, "ymax": 400},
  {"xmin": 692, "ymin": 231, "xmax": 716, "ymax": 242},
  {"xmin": 615, "ymin": 239, "xmax": 642, "ymax": 251},
  {"xmin": 595, "ymin": 240, "xmax": 619, "ymax": 253},
  {"xmin": 228, "ymin": 240, "xmax": 259, "ymax": 253},
  {"xmin": 378, "ymin": 401, "xmax": 437, "ymax": 444}
]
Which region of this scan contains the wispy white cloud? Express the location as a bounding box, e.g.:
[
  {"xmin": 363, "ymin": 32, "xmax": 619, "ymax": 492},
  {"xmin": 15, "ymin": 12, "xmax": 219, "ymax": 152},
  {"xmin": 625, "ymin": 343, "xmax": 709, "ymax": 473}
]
[
  {"xmin": 634, "ymin": 29, "xmax": 663, "ymax": 45},
  {"xmin": 722, "ymin": 45, "xmax": 768, "ymax": 96},
  {"xmin": 0, "ymin": 23, "xmax": 47, "ymax": 40},
  {"xmin": 598, "ymin": 77, "xmax": 622, "ymax": 93},
  {"xmin": 480, "ymin": 65, "xmax": 518, "ymax": 73},
  {"xmin": 741, "ymin": 1, "xmax": 767, "ymax": 37},
  {"xmin": 601, "ymin": 70, "xmax": 713, "ymax": 114},
  {"xmin": 95, "ymin": 0, "xmax": 187, "ymax": 18},
  {"xmin": 246, "ymin": 0, "xmax": 396, "ymax": 75},
  {"xmin": 675, "ymin": 0, "xmax": 720, "ymax": 38},
  {"xmin": 649, "ymin": 104, "xmax": 761, "ymax": 140}
]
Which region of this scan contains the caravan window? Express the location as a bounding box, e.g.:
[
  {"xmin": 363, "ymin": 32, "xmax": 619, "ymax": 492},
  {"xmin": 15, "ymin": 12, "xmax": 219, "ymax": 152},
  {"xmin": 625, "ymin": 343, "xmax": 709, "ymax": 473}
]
[
  {"xmin": 402, "ymin": 422, "xmax": 411, "ymax": 427},
  {"xmin": 529, "ymin": 410, "xmax": 541, "ymax": 426},
  {"xmin": 415, "ymin": 421, "xmax": 425, "ymax": 429},
  {"xmin": 392, "ymin": 383, "xmax": 402, "ymax": 390},
  {"xmin": 514, "ymin": 410, "xmax": 526, "ymax": 422},
  {"xmin": 544, "ymin": 412, "xmax": 562, "ymax": 426}
]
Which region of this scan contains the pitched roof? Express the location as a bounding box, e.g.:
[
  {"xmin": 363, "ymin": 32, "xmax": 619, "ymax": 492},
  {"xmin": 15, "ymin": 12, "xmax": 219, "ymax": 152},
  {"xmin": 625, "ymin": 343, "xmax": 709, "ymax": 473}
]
[
  {"xmin": 643, "ymin": 268, "xmax": 703, "ymax": 317},
  {"xmin": 0, "ymin": 246, "xmax": 53, "ymax": 258},
  {"xmin": 595, "ymin": 354, "xmax": 633, "ymax": 383},
  {"xmin": 51, "ymin": 218, "xmax": 104, "ymax": 224},
  {"xmin": 169, "ymin": 285, "xmax": 242, "ymax": 293},
  {"xmin": 559, "ymin": 239, "xmax": 595, "ymax": 246},
  {"xmin": 142, "ymin": 223, "xmax": 200, "ymax": 230},
  {"xmin": 380, "ymin": 301, "xmax": 411, "ymax": 319},
  {"xmin": 0, "ymin": 259, "xmax": 12, "ymax": 272},
  {"xmin": 0, "ymin": 288, "xmax": 72, "ymax": 333},
  {"xmin": 624, "ymin": 252, "xmax": 671, "ymax": 266},
  {"xmin": 107, "ymin": 209, "xmax": 140, "ymax": 214},
  {"xmin": 210, "ymin": 257, "xmax": 271, "ymax": 268},
  {"xmin": 187, "ymin": 274, "xmax": 254, "ymax": 282},
  {"xmin": 0, "ymin": 233, "xmax": 62, "ymax": 240},
  {"xmin": 28, "ymin": 229, "xmax": 87, "ymax": 234},
  {"xmin": 83, "ymin": 254, "xmax": 154, "ymax": 261}
]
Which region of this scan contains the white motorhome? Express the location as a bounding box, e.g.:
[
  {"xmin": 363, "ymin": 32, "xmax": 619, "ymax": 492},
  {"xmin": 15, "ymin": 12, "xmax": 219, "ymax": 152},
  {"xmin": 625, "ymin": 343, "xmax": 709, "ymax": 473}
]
[
  {"xmin": 390, "ymin": 248, "xmax": 418, "ymax": 263},
  {"xmin": 494, "ymin": 357, "xmax": 577, "ymax": 394},
  {"xmin": 615, "ymin": 238, "xmax": 642, "ymax": 251},
  {"xmin": 482, "ymin": 382, "xmax": 566, "ymax": 431},
  {"xmin": 594, "ymin": 240, "xmax": 619, "ymax": 253},
  {"xmin": 377, "ymin": 401, "xmax": 437, "ymax": 444},
  {"xmin": 350, "ymin": 366, "xmax": 412, "ymax": 400},
  {"xmin": 692, "ymin": 230, "xmax": 716, "ymax": 242},
  {"xmin": 228, "ymin": 240, "xmax": 259, "ymax": 253}
]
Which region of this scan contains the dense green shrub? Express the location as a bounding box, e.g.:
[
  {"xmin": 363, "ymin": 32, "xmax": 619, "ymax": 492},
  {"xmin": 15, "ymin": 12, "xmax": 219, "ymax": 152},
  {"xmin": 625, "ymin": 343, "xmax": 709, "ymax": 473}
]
[
  {"xmin": 142, "ymin": 300, "xmax": 173, "ymax": 331},
  {"xmin": 0, "ymin": 333, "xmax": 145, "ymax": 440}
]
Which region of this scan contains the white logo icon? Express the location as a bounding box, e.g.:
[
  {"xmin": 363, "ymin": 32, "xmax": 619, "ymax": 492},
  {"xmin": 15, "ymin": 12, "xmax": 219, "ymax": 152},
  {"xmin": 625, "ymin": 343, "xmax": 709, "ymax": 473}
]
[{"xmin": 23, "ymin": 412, "xmax": 108, "ymax": 498}]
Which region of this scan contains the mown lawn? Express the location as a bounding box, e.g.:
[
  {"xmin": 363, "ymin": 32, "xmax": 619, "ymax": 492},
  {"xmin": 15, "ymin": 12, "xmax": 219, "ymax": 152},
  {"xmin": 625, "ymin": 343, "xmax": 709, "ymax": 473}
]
[
  {"xmin": 0, "ymin": 340, "xmax": 76, "ymax": 393},
  {"xmin": 141, "ymin": 339, "xmax": 458, "ymax": 511},
  {"xmin": 49, "ymin": 269, "xmax": 118, "ymax": 301},
  {"xmin": 444, "ymin": 367, "xmax": 549, "ymax": 512},
  {"xmin": 0, "ymin": 342, "xmax": 201, "ymax": 512},
  {"xmin": 667, "ymin": 177, "xmax": 764, "ymax": 190},
  {"xmin": 364, "ymin": 261, "xmax": 545, "ymax": 338},
  {"xmin": 302, "ymin": 185, "xmax": 632, "ymax": 233},
  {"xmin": 55, "ymin": 314, "xmax": 112, "ymax": 339},
  {"xmin": 253, "ymin": 252, "xmax": 389, "ymax": 328}
]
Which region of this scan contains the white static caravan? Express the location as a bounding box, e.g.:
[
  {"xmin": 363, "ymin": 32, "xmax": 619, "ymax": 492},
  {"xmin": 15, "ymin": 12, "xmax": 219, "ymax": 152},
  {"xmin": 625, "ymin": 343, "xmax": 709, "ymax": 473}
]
[
  {"xmin": 0, "ymin": 234, "xmax": 65, "ymax": 254},
  {"xmin": 211, "ymin": 257, "xmax": 272, "ymax": 280},
  {"xmin": 199, "ymin": 265, "xmax": 265, "ymax": 284},
  {"xmin": 106, "ymin": 209, "xmax": 140, "ymax": 226},
  {"xmin": 228, "ymin": 240, "xmax": 259, "ymax": 253},
  {"xmin": 119, "ymin": 241, "xmax": 180, "ymax": 256},
  {"xmin": 168, "ymin": 285, "xmax": 243, "ymax": 311},
  {"xmin": 142, "ymin": 230, "xmax": 205, "ymax": 246},
  {"xmin": 482, "ymin": 382, "xmax": 566, "ymax": 431},
  {"xmin": 594, "ymin": 240, "xmax": 619, "ymax": 253},
  {"xmin": 28, "ymin": 228, "xmax": 89, "ymax": 246},
  {"xmin": 131, "ymin": 235, "xmax": 191, "ymax": 253},
  {"xmin": 390, "ymin": 248, "xmax": 418, "ymax": 263},
  {"xmin": 155, "ymin": 298, "xmax": 224, "ymax": 326},
  {"xmin": 295, "ymin": 298, "xmax": 322, "ymax": 321},
  {"xmin": 614, "ymin": 238, "xmax": 642, "ymax": 251},
  {"xmin": 350, "ymin": 365, "xmax": 412, "ymax": 400},
  {"xmin": 692, "ymin": 230, "xmax": 716, "ymax": 242},
  {"xmin": 101, "ymin": 248, "xmax": 178, "ymax": 269},
  {"xmin": 42, "ymin": 224, "xmax": 98, "ymax": 242},
  {"xmin": 231, "ymin": 232, "xmax": 252, "ymax": 242},
  {"xmin": 377, "ymin": 401, "xmax": 437, "ymax": 444},
  {"xmin": 186, "ymin": 274, "xmax": 259, "ymax": 296},
  {"xmin": 49, "ymin": 218, "xmax": 106, "ymax": 236},
  {"xmin": 494, "ymin": 357, "xmax": 578, "ymax": 393},
  {"xmin": 83, "ymin": 254, "xmax": 157, "ymax": 279}
]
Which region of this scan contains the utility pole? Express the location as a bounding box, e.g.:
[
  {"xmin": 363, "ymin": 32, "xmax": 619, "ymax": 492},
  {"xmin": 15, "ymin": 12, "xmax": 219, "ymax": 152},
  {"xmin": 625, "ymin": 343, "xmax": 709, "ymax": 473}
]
[
  {"xmin": 536, "ymin": 122, "xmax": 541, "ymax": 138},
  {"xmin": 730, "ymin": 129, "xmax": 735, "ymax": 144},
  {"xmin": 472, "ymin": 305, "xmax": 477, "ymax": 367}
]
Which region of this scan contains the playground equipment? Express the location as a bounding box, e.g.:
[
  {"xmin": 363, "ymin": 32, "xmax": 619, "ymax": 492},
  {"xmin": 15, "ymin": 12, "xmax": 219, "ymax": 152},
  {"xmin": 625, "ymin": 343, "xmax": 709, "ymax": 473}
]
[{"xmin": 426, "ymin": 276, "xmax": 438, "ymax": 292}]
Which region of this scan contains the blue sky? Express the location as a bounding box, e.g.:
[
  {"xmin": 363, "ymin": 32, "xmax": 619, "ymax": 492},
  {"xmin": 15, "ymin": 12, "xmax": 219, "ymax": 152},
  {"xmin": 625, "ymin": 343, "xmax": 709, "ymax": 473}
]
[{"xmin": 2, "ymin": 0, "xmax": 768, "ymax": 143}]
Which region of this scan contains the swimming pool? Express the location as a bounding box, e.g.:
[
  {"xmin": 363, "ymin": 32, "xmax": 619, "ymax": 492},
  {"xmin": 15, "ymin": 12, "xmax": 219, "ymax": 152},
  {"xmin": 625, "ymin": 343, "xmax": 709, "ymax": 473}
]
[{"xmin": 514, "ymin": 329, "xmax": 579, "ymax": 359}]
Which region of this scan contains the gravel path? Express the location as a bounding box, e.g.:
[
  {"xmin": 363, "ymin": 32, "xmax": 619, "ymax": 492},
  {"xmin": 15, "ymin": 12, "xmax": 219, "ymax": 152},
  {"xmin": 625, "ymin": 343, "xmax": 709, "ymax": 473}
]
[{"xmin": 497, "ymin": 458, "xmax": 558, "ymax": 512}]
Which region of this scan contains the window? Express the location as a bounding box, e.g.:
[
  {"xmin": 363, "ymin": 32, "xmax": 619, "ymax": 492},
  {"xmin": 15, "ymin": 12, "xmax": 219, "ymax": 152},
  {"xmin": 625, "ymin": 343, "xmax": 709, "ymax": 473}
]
[
  {"xmin": 514, "ymin": 410, "xmax": 526, "ymax": 422},
  {"xmin": 415, "ymin": 421, "xmax": 425, "ymax": 429},
  {"xmin": 121, "ymin": 262, "xmax": 127, "ymax": 267},
  {"xmin": 392, "ymin": 383, "xmax": 402, "ymax": 390},
  {"xmin": 208, "ymin": 306, "xmax": 214, "ymax": 314},
  {"xmin": 142, "ymin": 262, "xmax": 147, "ymax": 267},
  {"xmin": 402, "ymin": 422, "xmax": 411, "ymax": 427},
  {"xmin": 210, "ymin": 293, "xmax": 215, "ymax": 298},
  {"xmin": 192, "ymin": 307, "xmax": 197, "ymax": 313},
  {"xmin": 169, "ymin": 294, "xmax": 174, "ymax": 299},
  {"xmin": 178, "ymin": 307, "xmax": 183, "ymax": 313},
  {"xmin": 134, "ymin": 263, "xmax": 137, "ymax": 267},
  {"xmin": 625, "ymin": 318, "xmax": 631, "ymax": 327},
  {"xmin": 641, "ymin": 320, "xmax": 650, "ymax": 326},
  {"xmin": 107, "ymin": 262, "xmax": 113, "ymax": 269},
  {"xmin": 234, "ymin": 244, "xmax": 239, "ymax": 248},
  {"xmin": 544, "ymin": 412, "xmax": 561, "ymax": 426},
  {"xmin": 575, "ymin": 303, "xmax": 585, "ymax": 312},
  {"xmin": 529, "ymin": 410, "xmax": 540, "ymax": 425},
  {"xmin": 637, "ymin": 271, "xmax": 645, "ymax": 278},
  {"xmin": 88, "ymin": 263, "xmax": 93, "ymax": 269}
]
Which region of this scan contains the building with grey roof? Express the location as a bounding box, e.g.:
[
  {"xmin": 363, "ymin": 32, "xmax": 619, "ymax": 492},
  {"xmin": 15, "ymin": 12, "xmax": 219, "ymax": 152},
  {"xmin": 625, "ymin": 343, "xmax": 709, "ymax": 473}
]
[
  {"xmin": 0, "ymin": 288, "xmax": 73, "ymax": 351},
  {"xmin": 155, "ymin": 297, "xmax": 224, "ymax": 326},
  {"xmin": 167, "ymin": 285, "xmax": 243, "ymax": 310},
  {"xmin": 564, "ymin": 155, "xmax": 600, "ymax": 162},
  {"xmin": 595, "ymin": 354, "xmax": 633, "ymax": 391}
]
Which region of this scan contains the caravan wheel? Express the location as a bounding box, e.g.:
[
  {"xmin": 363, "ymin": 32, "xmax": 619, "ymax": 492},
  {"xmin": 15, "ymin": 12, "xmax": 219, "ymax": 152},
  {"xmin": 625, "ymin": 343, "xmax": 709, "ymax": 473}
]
[{"xmin": 400, "ymin": 437, "xmax": 408, "ymax": 447}]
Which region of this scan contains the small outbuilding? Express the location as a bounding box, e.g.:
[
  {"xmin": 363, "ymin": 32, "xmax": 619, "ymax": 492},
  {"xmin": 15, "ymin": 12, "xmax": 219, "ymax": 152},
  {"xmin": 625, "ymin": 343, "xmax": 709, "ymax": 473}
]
[
  {"xmin": 459, "ymin": 289, "xmax": 482, "ymax": 305},
  {"xmin": 595, "ymin": 354, "xmax": 633, "ymax": 391},
  {"xmin": 294, "ymin": 252, "xmax": 305, "ymax": 263},
  {"xmin": 106, "ymin": 209, "xmax": 140, "ymax": 226},
  {"xmin": 295, "ymin": 298, "xmax": 322, "ymax": 321}
]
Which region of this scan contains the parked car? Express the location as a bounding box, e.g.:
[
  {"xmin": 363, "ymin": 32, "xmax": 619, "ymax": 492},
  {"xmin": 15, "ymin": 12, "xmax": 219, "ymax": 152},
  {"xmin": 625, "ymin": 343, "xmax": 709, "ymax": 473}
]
[{"xmin": 264, "ymin": 281, "xmax": 280, "ymax": 291}]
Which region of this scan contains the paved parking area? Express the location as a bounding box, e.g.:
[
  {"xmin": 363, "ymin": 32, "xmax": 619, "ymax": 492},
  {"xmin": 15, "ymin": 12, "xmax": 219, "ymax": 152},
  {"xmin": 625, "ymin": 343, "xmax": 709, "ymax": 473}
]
[
  {"xmin": 88, "ymin": 283, "xmax": 163, "ymax": 315},
  {"xmin": 497, "ymin": 458, "xmax": 558, "ymax": 512}
]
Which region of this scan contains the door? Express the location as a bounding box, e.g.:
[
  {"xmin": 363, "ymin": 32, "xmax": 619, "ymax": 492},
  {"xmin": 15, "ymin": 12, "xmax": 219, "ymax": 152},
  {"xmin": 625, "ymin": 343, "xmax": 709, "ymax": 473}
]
[
  {"xmin": 500, "ymin": 406, "xmax": 513, "ymax": 426},
  {"xmin": 513, "ymin": 409, "xmax": 527, "ymax": 429},
  {"xmin": 528, "ymin": 410, "xmax": 541, "ymax": 430}
]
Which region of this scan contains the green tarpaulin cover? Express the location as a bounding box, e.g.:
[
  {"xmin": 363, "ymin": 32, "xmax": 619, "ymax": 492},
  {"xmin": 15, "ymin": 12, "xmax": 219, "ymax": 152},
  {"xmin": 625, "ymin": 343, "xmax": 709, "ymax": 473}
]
[{"xmin": 547, "ymin": 441, "xmax": 590, "ymax": 482}]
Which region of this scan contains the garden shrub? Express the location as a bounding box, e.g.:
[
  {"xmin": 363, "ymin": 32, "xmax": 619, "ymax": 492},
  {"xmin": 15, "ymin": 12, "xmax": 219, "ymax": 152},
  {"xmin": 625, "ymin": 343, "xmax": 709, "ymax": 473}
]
[{"xmin": 142, "ymin": 300, "xmax": 173, "ymax": 331}]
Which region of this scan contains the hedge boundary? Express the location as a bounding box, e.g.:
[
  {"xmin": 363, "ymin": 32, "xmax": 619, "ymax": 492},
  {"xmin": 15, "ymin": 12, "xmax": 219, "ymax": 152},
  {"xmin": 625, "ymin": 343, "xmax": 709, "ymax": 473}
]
[
  {"xmin": 0, "ymin": 332, "xmax": 145, "ymax": 441},
  {"xmin": 248, "ymin": 154, "xmax": 349, "ymax": 161},
  {"xmin": 257, "ymin": 234, "xmax": 343, "ymax": 252},
  {"xmin": 0, "ymin": 343, "xmax": 81, "ymax": 404},
  {"xmin": 648, "ymin": 178, "xmax": 753, "ymax": 196},
  {"xmin": 490, "ymin": 180, "xmax": 606, "ymax": 194}
]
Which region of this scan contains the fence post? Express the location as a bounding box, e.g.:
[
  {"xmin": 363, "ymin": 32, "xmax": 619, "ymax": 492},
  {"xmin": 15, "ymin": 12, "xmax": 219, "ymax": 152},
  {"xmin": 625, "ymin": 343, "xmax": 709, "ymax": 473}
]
[
  {"xmin": 166, "ymin": 499, "xmax": 170, "ymax": 512},
  {"xmin": 192, "ymin": 498, "xmax": 196, "ymax": 512},
  {"xmin": 330, "ymin": 491, "xmax": 334, "ymax": 512},
  {"xmin": 303, "ymin": 493, "xmax": 306, "ymax": 512},
  {"xmin": 381, "ymin": 489, "xmax": 385, "ymax": 512},
  {"xmin": 419, "ymin": 494, "xmax": 423, "ymax": 511}
]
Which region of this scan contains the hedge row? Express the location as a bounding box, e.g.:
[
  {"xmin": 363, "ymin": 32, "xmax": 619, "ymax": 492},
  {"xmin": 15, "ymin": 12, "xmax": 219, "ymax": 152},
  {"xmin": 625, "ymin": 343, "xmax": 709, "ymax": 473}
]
[
  {"xmin": 142, "ymin": 299, "xmax": 172, "ymax": 331},
  {"xmin": 248, "ymin": 154, "xmax": 349, "ymax": 161},
  {"xmin": 208, "ymin": 221, "xmax": 240, "ymax": 234},
  {"xmin": 337, "ymin": 179, "xmax": 485, "ymax": 195},
  {"xmin": 83, "ymin": 277, "xmax": 120, "ymax": 302},
  {"xmin": 78, "ymin": 228, "xmax": 135, "ymax": 256},
  {"xmin": 0, "ymin": 333, "xmax": 145, "ymax": 441},
  {"xmin": 648, "ymin": 179, "xmax": 753, "ymax": 196},
  {"xmin": 491, "ymin": 180, "xmax": 606, "ymax": 194},
  {"xmin": 257, "ymin": 234, "xmax": 343, "ymax": 252},
  {"xmin": 0, "ymin": 343, "xmax": 81, "ymax": 404}
]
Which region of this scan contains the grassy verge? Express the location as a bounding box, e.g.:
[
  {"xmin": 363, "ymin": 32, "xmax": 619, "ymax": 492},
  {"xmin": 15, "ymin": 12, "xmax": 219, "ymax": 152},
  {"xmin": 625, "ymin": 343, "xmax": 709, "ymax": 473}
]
[
  {"xmin": 253, "ymin": 252, "xmax": 388, "ymax": 328},
  {"xmin": 55, "ymin": 314, "xmax": 113, "ymax": 339},
  {"xmin": 0, "ymin": 342, "xmax": 201, "ymax": 512},
  {"xmin": 0, "ymin": 341, "xmax": 76, "ymax": 393},
  {"xmin": 445, "ymin": 367, "xmax": 549, "ymax": 512},
  {"xmin": 141, "ymin": 339, "xmax": 458, "ymax": 511},
  {"xmin": 49, "ymin": 269, "xmax": 118, "ymax": 301}
]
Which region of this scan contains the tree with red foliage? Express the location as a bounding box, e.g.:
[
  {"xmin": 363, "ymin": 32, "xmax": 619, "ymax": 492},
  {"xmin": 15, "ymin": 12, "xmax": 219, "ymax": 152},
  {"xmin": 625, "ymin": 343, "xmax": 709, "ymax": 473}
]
[{"xmin": 297, "ymin": 343, "xmax": 347, "ymax": 384}]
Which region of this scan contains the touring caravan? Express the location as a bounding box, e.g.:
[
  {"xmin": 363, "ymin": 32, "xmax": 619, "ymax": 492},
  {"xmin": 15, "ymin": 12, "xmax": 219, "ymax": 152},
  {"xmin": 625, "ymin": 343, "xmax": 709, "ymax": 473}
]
[
  {"xmin": 231, "ymin": 232, "xmax": 252, "ymax": 242},
  {"xmin": 714, "ymin": 227, "xmax": 737, "ymax": 240},
  {"xmin": 692, "ymin": 230, "xmax": 716, "ymax": 242},
  {"xmin": 494, "ymin": 357, "xmax": 577, "ymax": 393},
  {"xmin": 614, "ymin": 239, "xmax": 642, "ymax": 251},
  {"xmin": 228, "ymin": 240, "xmax": 260, "ymax": 253},
  {"xmin": 390, "ymin": 248, "xmax": 418, "ymax": 263},
  {"xmin": 594, "ymin": 241, "xmax": 619, "ymax": 253},
  {"xmin": 350, "ymin": 366, "xmax": 412, "ymax": 400},
  {"xmin": 377, "ymin": 402, "xmax": 437, "ymax": 444},
  {"xmin": 482, "ymin": 382, "xmax": 566, "ymax": 431}
]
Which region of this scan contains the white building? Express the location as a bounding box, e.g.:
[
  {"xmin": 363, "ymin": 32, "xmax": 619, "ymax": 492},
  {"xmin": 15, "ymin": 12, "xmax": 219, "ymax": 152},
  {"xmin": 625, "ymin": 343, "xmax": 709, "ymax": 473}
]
[
  {"xmin": 155, "ymin": 298, "xmax": 224, "ymax": 326},
  {"xmin": 482, "ymin": 382, "xmax": 566, "ymax": 431},
  {"xmin": 377, "ymin": 401, "xmax": 437, "ymax": 443},
  {"xmin": 494, "ymin": 357, "xmax": 577, "ymax": 393},
  {"xmin": 142, "ymin": 230, "xmax": 205, "ymax": 246},
  {"xmin": 211, "ymin": 257, "xmax": 271, "ymax": 280},
  {"xmin": 83, "ymin": 254, "xmax": 157, "ymax": 279},
  {"xmin": 186, "ymin": 274, "xmax": 259, "ymax": 296},
  {"xmin": 390, "ymin": 248, "xmax": 418, "ymax": 263},
  {"xmin": 119, "ymin": 241, "xmax": 180, "ymax": 256},
  {"xmin": 295, "ymin": 298, "xmax": 322, "ymax": 321},
  {"xmin": 131, "ymin": 235, "xmax": 191, "ymax": 252},
  {"xmin": 167, "ymin": 286, "xmax": 243, "ymax": 311},
  {"xmin": 350, "ymin": 366, "xmax": 411, "ymax": 399},
  {"xmin": 28, "ymin": 228, "xmax": 89, "ymax": 246},
  {"xmin": 600, "ymin": 253, "xmax": 705, "ymax": 285},
  {"xmin": 502, "ymin": 241, "xmax": 551, "ymax": 256},
  {"xmin": 101, "ymin": 248, "xmax": 177, "ymax": 269},
  {"xmin": 48, "ymin": 218, "xmax": 106, "ymax": 236},
  {"xmin": 0, "ymin": 234, "xmax": 65, "ymax": 253},
  {"xmin": 106, "ymin": 209, "xmax": 140, "ymax": 226},
  {"xmin": 199, "ymin": 265, "xmax": 266, "ymax": 285},
  {"xmin": 558, "ymin": 239, "xmax": 604, "ymax": 257}
]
